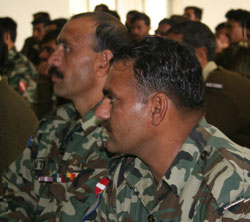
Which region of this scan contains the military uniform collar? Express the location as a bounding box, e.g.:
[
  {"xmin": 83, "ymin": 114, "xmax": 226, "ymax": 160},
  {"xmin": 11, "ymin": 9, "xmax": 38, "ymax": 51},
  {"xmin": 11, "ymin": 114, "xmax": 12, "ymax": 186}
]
[
  {"xmin": 111, "ymin": 118, "xmax": 211, "ymax": 205},
  {"xmin": 163, "ymin": 117, "xmax": 211, "ymax": 196},
  {"xmin": 203, "ymin": 61, "xmax": 217, "ymax": 81},
  {"xmin": 79, "ymin": 100, "xmax": 104, "ymax": 137}
]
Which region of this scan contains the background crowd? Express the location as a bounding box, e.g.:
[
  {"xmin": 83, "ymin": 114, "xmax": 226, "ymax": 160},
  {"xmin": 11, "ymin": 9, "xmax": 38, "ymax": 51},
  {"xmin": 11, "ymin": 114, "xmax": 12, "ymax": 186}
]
[{"xmin": 0, "ymin": 3, "xmax": 250, "ymax": 221}]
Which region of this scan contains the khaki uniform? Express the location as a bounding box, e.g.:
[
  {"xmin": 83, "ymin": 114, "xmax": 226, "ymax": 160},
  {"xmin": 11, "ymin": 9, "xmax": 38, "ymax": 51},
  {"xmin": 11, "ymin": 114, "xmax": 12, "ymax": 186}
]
[
  {"xmin": 0, "ymin": 76, "xmax": 38, "ymax": 193},
  {"xmin": 204, "ymin": 62, "xmax": 250, "ymax": 147}
]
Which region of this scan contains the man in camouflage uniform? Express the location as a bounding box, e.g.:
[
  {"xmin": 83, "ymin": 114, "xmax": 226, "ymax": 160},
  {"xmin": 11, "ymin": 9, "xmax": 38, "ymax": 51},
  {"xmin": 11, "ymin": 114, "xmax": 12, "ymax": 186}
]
[
  {"xmin": 0, "ymin": 12, "xmax": 131, "ymax": 221},
  {"xmin": 0, "ymin": 17, "xmax": 38, "ymax": 107},
  {"xmin": 88, "ymin": 37, "xmax": 250, "ymax": 221}
]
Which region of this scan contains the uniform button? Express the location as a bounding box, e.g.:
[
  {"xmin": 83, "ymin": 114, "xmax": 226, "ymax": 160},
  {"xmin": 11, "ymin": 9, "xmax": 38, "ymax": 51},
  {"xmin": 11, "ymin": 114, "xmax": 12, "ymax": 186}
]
[
  {"xmin": 201, "ymin": 151, "xmax": 208, "ymax": 160},
  {"xmin": 148, "ymin": 215, "xmax": 155, "ymax": 222}
]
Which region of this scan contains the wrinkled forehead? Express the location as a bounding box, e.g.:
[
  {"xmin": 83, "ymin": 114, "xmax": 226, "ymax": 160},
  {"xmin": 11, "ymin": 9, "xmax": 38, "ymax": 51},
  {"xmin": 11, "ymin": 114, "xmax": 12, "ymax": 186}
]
[{"xmin": 58, "ymin": 17, "xmax": 96, "ymax": 43}]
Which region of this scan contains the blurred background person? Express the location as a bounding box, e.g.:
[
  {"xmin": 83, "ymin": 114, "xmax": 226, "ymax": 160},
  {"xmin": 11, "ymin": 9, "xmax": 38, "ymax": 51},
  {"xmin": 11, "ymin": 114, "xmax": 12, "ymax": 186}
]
[
  {"xmin": 130, "ymin": 12, "xmax": 150, "ymax": 42},
  {"xmin": 183, "ymin": 6, "xmax": 203, "ymax": 22},
  {"xmin": 21, "ymin": 12, "xmax": 50, "ymax": 66},
  {"xmin": 0, "ymin": 17, "xmax": 38, "ymax": 110}
]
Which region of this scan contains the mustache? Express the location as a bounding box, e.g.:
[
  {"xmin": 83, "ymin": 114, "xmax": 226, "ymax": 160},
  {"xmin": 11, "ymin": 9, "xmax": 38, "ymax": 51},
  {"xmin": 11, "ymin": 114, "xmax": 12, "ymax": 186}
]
[
  {"xmin": 103, "ymin": 120, "xmax": 112, "ymax": 132},
  {"xmin": 48, "ymin": 66, "xmax": 64, "ymax": 79}
]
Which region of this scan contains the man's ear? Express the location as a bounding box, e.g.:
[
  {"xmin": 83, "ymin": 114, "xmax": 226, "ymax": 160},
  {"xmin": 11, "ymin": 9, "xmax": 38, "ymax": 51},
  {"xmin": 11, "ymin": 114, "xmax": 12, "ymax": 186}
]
[
  {"xmin": 195, "ymin": 47, "xmax": 207, "ymax": 68},
  {"xmin": 151, "ymin": 93, "xmax": 168, "ymax": 126},
  {"xmin": 3, "ymin": 32, "xmax": 10, "ymax": 44},
  {"xmin": 96, "ymin": 49, "xmax": 113, "ymax": 77}
]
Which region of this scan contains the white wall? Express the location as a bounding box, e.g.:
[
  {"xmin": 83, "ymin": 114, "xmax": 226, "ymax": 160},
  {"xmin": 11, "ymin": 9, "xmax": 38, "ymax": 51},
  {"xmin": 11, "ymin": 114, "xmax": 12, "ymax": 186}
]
[
  {"xmin": 1, "ymin": 0, "xmax": 250, "ymax": 51},
  {"xmin": 0, "ymin": 0, "xmax": 70, "ymax": 50}
]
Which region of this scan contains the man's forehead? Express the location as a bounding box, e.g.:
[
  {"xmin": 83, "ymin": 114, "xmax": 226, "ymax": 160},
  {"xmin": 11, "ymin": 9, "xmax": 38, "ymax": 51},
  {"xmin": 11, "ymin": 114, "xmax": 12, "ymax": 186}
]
[{"xmin": 107, "ymin": 61, "xmax": 134, "ymax": 84}]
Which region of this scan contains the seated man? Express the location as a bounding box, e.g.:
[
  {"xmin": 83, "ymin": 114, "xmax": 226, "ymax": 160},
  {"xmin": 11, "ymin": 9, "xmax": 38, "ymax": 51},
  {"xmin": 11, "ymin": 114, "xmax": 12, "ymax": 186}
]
[
  {"xmin": 0, "ymin": 12, "xmax": 131, "ymax": 221},
  {"xmin": 85, "ymin": 37, "xmax": 250, "ymax": 221},
  {"xmin": 166, "ymin": 21, "xmax": 250, "ymax": 147}
]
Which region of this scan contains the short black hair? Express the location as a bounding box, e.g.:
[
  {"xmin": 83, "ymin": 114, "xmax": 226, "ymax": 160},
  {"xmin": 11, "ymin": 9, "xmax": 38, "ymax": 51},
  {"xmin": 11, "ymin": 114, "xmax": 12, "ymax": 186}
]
[
  {"xmin": 226, "ymin": 9, "xmax": 250, "ymax": 27},
  {"xmin": 131, "ymin": 13, "xmax": 150, "ymax": 26},
  {"xmin": 0, "ymin": 23, "xmax": 8, "ymax": 67},
  {"xmin": 49, "ymin": 18, "xmax": 68, "ymax": 31},
  {"xmin": 71, "ymin": 12, "xmax": 132, "ymax": 54},
  {"xmin": 127, "ymin": 10, "xmax": 140, "ymax": 17},
  {"xmin": 32, "ymin": 12, "xmax": 50, "ymax": 26},
  {"xmin": 215, "ymin": 22, "xmax": 227, "ymax": 33},
  {"xmin": 94, "ymin": 4, "xmax": 109, "ymax": 12},
  {"xmin": 0, "ymin": 17, "xmax": 17, "ymax": 42},
  {"xmin": 41, "ymin": 29, "xmax": 60, "ymax": 45},
  {"xmin": 185, "ymin": 6, "xmax": 203, "ymax": 20},
  {"xmin": 111, "ymin": 36, "xmax": 205, "ymax": 112},
  {"xmin": 158, "ymin": 18, "xmax": 177, "ymax": 26},
  {"xmin": 167, "ymin": 21, "xmax": 216, "ymax": 61}
]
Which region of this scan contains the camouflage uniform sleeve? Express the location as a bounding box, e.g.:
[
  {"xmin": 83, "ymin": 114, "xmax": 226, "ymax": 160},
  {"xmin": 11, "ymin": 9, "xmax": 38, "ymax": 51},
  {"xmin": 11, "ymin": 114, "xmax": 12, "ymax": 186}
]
[{"xmin": 0, "ymin": 137, "xmax": 39, "ymax": 221}]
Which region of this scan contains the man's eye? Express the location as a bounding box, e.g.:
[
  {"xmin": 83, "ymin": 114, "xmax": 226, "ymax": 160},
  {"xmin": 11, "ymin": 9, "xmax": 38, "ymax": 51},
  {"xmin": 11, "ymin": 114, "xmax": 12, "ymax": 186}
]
[{"xmin": 63, "ymin": 45, "xmax": 71, "ymax": 53}]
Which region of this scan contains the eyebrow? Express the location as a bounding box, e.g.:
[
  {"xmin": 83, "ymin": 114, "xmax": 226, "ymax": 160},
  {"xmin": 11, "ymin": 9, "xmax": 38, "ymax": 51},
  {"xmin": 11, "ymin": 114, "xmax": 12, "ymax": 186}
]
[{"xmin": 56, "ymin": 38, "xmax": 69, "ymax": 46}]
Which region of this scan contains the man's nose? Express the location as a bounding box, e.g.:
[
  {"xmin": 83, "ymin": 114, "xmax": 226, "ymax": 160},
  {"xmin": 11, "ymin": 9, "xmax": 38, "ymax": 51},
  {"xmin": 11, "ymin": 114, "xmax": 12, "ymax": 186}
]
[
  {"xmin": 48, "ymin": 47, "xmax": 62, "ymax": 67},
  {"xmin": 95, "ymin": 98, "xmax": 111, "ymax": 120}
]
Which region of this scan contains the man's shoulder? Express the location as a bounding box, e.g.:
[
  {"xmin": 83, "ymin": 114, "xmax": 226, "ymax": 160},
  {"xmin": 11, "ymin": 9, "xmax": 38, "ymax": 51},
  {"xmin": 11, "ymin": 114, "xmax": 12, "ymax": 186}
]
[
  {"xmin": 38, "ymin": 103, "xmax": 77, "ymax": 130},
  {"xmin": 201, "ymin": 125, "xmax": 250, "ymax": 206}
]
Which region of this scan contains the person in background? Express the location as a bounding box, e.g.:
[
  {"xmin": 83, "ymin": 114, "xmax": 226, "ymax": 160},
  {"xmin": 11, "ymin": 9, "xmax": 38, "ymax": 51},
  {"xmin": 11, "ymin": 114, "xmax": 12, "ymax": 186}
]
[
  {"xmin": 0, "ymin": 12, "xmax": 131, "ymax": 221},
  {"xmin": 155, "ymin": 18, "xmax": 177, "ymax": 37},
  {"xmin": 130, "ymin": 12, "xmax": 150, "ymax": 42},
  {"xmin": 0, "ymin": 23, "xmax": 38, "ymax": 194},
  {"xmin": 183, "ymin": 6, "xmax": 202, "ymax": 22},
  {"xmin": 216, "ymin": 9, "xmax": 250, "ymax": 79},
  {"xmin": 21, "ymin": 12, "xmax": 50, "ymax": 66},
  {"xmin": 125, "ymin": 10, "xmax": 140, "ymax": 34},
  {"xmin": 215, "ymin": 22, "xmax": 230, "ymax": 54},
  {"xmin": 87, "ymin": 36, "xmax": 250, "ymax": 221},
  {"xmin": 166, "ymin": 20, "xmax": 250, "ymax": 148},
  {"xmin": 0, "ymin": 17, "xmax": 38, "ymax": 109},
  {"xmin": 47, "ymin": 18, "xmax": 68, "ymax": 32},
  {"xmin": 94, "ymin": 4, "xmax": 109, "ymax": 12}
]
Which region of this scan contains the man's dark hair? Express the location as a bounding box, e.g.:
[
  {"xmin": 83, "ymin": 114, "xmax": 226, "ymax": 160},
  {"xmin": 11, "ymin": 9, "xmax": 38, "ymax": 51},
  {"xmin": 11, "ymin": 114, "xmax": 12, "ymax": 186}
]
[
  {"xmin": 49, "ymin": 18, "xmax": 68, "ymax": 31},
  {"xmin": 94, "ymin": 4, "xmax": 109, "ymax": 12},
  {"xmin": 131, "ymin": 13, "xmax": 150, "ymax": 26},
  {"xmin": 185, "ymin": 6, "xmax": 203, "ymax": 20},
  {"xmin": 41, "ymin": 29, "xmax": 60, "ymax": 45},
  {"xmin": 72, "ymin": 12, "xmax": 132, "ymax": 54},
  {"xmin": 158, "ymin": 18, "xmax": 177, "ymax": 27},
  {"xmin": 246, "ymin": 13, "xmax": 250, "ymax": 29},
  {"xmin": 0, "ymin": 17, "xmax": 17, "ymax": 42},
  {"xmin": 167, "ymin": 21, "xmax": 216, "ymax": 61},
  {"xmin": 127, "ymin": 10, "xmax": 140, "ymax": 17},
  {"xmin": 111, "ymin": 36, "xmax": 204, "ymax": 111},
  {"xmin": 215, "ymin": 22, "xmax": 227, "ymax": 33},
  {"xmin": 33, "ymin": 12, "xmax": 50, "ymax": 20},
  {"xmin": 226, "ymin": 9, "xmax": 250, "ymax": 27},
  {"xmin": 0, "ymin": 24, "xmax": 8, "ymax": 67}
]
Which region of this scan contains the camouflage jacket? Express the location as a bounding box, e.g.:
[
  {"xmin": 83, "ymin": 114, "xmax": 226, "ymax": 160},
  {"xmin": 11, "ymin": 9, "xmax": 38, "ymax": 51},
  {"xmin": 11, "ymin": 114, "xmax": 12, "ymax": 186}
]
[
  {"xmin": 0, "ymin": 103, "xmax": 110, "ymax": 221},
  {"xmin": 0, "ymin": 47, "xmax": 38, "ymax": 105},
  {"xmin": 90, "ymin": 118, "xmax": 250, "ymax": 222}
]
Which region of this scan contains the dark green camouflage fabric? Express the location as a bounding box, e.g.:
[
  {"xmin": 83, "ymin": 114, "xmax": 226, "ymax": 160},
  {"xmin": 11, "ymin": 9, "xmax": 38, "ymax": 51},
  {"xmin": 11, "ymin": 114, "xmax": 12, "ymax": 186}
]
[
  {"xmin": 90, "ymin": 118, "xmax": 250, "ymax": 222},
  {"xmin": 0, "ymin": 47, "xmax": 38, "ymax": 105},
  {"xmin": 0, "ymin": 103, "xmax": 110, "ymax": 221}
]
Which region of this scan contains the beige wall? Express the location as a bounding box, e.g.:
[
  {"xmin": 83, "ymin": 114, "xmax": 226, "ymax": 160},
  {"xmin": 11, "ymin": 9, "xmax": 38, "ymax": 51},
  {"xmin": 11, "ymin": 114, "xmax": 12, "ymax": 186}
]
[{"xmin": 1, "ymin": 0, "xmax": 250, "ymax": 50}]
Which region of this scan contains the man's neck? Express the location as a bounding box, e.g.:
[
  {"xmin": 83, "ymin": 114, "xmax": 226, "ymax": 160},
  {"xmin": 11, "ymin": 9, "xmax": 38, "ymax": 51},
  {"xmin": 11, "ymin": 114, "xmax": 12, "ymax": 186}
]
[{"xmin": 141, "ymin": 111, "xmax": 202, "ymax": 184}]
